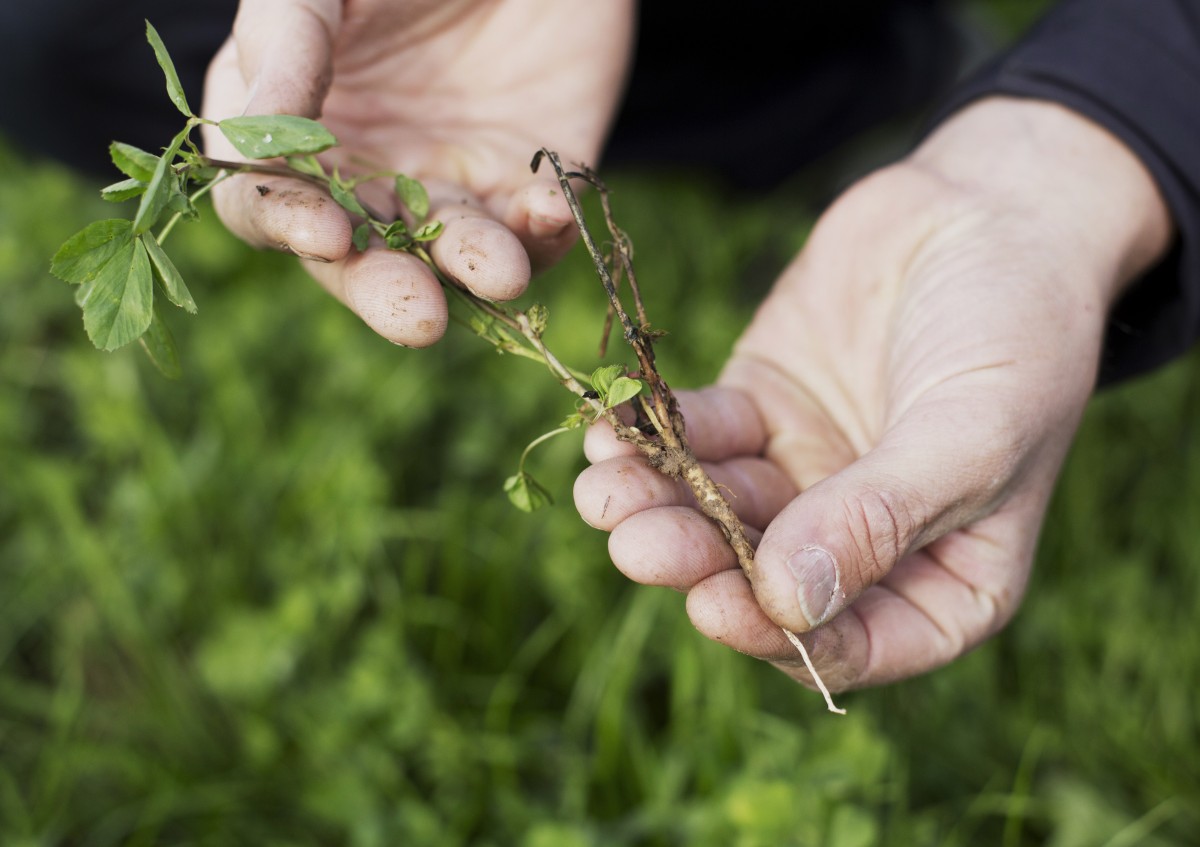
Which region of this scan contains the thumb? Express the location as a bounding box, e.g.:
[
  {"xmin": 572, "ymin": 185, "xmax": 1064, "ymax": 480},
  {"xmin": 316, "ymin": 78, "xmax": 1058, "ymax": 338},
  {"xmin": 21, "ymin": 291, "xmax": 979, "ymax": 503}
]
[
  {"xmin": 750, "ymin": 397, "xmax": 1033, "ymax": 633},
  {"xmin": 232, "ymin": 0, "xmax": 341, "ymax": 118}
]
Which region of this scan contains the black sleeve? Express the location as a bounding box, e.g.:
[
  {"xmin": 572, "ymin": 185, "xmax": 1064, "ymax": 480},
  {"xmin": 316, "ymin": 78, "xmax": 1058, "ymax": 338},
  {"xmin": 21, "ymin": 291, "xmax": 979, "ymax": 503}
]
[
  {"xmin": 0, "ymin": 1, "xmax": 236, "ymax": 178},
  {"xmin": 929, "ymin": 0, "xmax": 1200, "ymax": 386}
]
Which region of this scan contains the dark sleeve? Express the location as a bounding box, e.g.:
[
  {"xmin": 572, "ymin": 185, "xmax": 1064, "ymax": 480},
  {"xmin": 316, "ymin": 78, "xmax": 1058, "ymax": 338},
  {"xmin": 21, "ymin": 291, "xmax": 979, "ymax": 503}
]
[
  {"xmin": 0, "ymin": 0, "xmax": 236, "ymax": 178},
  {"xmin": 929, "ymin": 0, "xmax": 1200, "ymax": 386}
]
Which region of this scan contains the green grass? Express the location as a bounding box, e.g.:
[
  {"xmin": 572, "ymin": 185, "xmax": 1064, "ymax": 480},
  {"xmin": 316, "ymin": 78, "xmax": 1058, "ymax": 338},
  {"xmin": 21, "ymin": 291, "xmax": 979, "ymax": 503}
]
[{"xmin": 1, "ymin": 132, "xmax": 1198, "ymax": 846}]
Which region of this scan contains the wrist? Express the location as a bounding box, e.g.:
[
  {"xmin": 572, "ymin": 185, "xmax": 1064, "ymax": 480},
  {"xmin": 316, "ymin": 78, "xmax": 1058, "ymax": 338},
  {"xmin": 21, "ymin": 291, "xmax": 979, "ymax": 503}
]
[{"xmin": 909, "ymin": 96, "xmax": 1174, "ymax": 305}]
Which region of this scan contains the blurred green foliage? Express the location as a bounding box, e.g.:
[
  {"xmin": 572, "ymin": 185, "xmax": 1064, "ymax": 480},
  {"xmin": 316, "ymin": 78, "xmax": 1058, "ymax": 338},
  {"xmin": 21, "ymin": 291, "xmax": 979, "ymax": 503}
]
[{"xmin": 1, "ymin": 4, "xmax": 1198, "ymax": 834}]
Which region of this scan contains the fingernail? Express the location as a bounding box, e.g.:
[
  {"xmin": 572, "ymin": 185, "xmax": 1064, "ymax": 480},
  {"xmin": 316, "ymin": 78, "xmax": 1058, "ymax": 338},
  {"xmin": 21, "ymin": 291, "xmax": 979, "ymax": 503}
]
[
  {"xmin": 786, "ymin": 546, "xmax": 840, "ymax": 627},
  {"xmin": 279, "ymin": 243, "xmax": 332, "ymax": 263}
]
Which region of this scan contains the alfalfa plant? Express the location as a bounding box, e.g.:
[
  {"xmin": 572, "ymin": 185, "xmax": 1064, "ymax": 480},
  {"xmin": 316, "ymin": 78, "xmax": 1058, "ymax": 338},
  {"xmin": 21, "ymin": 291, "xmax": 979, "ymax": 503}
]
[{"xmin": 50, "ymin": 21, "xmax": 845, "ymax": 713}]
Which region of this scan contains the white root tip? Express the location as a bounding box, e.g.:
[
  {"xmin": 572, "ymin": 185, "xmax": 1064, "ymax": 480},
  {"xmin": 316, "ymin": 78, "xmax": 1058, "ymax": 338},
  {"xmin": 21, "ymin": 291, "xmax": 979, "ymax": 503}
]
[{"xmin": 783, "ymin": 627, "xmax": 847, "ymax": 715}]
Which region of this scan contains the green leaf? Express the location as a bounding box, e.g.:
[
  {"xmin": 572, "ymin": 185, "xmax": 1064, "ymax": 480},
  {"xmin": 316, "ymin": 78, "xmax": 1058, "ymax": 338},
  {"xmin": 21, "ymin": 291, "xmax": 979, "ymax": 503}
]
[
  {"xmin": 382, "ymin": 220, "xmax": 409, "ymax": 240},
  {"xmin": 145, "ymin": 20, "xmax": 192, "ymax": 117},
  {"xmin": 382, "ymin": 220, "xmax": 412, "ymax": 250},
  {"xmin": 218, "ymin": 115, "xmax": 337, "ymax": 159},
  {"xmin": 394, "ymin": 174, "xmax": 430, "ymax": 222},
  {"xmin": 138, "ymin": 305, "xmax": 182, "ymax": 379},
  {"xmin": 503, "ymin": 472, "xmax": 553, "ymax": 512},
  {"xmin": 329, "ymin": 174, "xmax": 367, "ymax": 218},
  {"xmin": 101, "ymin": 178, "xmax": 148, "ymax": 203},
  {"xmin": 413, "ymin": 220, "xmax": 443, "ymax": 242},
  {"xmin": 132, "ymin": 126, "xmax": 190, "ymax": 235},
  {"xmin": 589, "ymin": 364, "xmax": 626, "ymax": 399},
  {"xmin": 286, "ymin": 155, "xmax": 327, "ymax": 178},
  {"xmin": 141, "ymin": 231, "xmax": 197, "ymax": 313},
  {"xmin": 52, "ymin": 220, "xmax": 135, "ymax": 284},
  {"xmin": 76, "ymin": 232, "xmax": 155, "ymax": 351},
  {"xmin": 110, "ymin": 142, "xmax": 160, "ymax": 182},
  {"xmin": 605, "ymin": 376, "xmax": 644, "ymax": 408},
  {"xmin": 352, "ymin": 223, "xmax": 371, "ymax": 252}
]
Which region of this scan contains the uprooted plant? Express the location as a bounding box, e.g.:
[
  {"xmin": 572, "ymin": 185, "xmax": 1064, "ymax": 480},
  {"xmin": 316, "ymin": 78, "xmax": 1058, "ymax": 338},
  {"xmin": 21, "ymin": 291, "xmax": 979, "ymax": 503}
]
[{"xmin": 50, "ymin": 22, "xmax": 845, "ymax": 713}]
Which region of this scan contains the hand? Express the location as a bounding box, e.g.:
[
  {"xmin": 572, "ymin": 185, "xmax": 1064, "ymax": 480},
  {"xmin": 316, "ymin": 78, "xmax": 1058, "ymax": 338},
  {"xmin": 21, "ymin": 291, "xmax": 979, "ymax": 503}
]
[
  {"xmin": 201, "ymin": 0, "xmax": 633, "ymax": 346},
  {"xmin": 574, "ymin": 97, "xmax": 1173, "ymax": 691}
]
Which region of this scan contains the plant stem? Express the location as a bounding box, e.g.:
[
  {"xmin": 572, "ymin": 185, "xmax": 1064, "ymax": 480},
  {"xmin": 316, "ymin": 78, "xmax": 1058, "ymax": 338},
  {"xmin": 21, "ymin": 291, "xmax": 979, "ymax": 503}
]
[{"xmin": 517, "ymin": 427, "xmax": 572, "ymax": 474}]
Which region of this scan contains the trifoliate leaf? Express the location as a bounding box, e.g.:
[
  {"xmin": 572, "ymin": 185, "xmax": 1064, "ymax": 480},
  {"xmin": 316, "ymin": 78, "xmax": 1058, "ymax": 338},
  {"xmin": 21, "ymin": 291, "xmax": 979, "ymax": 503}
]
[
  {"xmin": 352, "ymin": 223, "xmax": 371, "ymax": 252},
  {"xmin": 605, "ymin": 376, "xmax": 644, "ymax": 408},
  {"xmin": 101, "ymin": 178, "xmax": 148, "ymax": 203},
  {"xmin": 138, "ymin": 305, "xmax": 182, "ymax": 379},
  {"xmin": 394, "ymin": 174, "xmax": 430, "ymax": 222},
  {"xmin": 145, "ymin": 20, "xmax": 193, "ymax": 117},
  {"xmin": 218, "ymin": 115, "xmax": 337, "ymax": 159},
  {"xmin": 141, "ymin": 231, "xmax": 197, "ymax": 313},
  {"xmin": 110, "ymin": 142, "xmax": 160, "ymax": 182},
  {"xmin": 589, "ymin": 364, "xmax": 626, "ymax": 398},
  {"xmin": 503, "ymin": 472, "xmax": 553, "ymax": 512},
  {"xmin": 76, "ymin": 233, "xmax": 155, "ymax": 351}
]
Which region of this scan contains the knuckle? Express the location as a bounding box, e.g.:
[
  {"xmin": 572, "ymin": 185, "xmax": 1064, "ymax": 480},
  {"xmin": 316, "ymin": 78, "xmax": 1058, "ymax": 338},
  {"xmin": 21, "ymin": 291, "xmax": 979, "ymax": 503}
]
[{"xmin": 839, "ymin": 484, "xmax": 918, "ymax": 581}]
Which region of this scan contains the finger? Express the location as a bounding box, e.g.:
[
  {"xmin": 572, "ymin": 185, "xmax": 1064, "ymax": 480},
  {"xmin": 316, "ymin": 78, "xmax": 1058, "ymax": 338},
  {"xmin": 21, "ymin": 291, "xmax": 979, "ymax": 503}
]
[
  {"xmin": 302, "ymin": 246, "xmax": 448, "ymax": 347},
  {"xmin": 748, "ymin": 389, "xmax": 1033, "ymax": 634},
  {"xmin": 675, "ymin": 387, "xmax": 768, "ymax": 460},
  {"xmin": 686, "ymin": 570, "xmax": 864, "ymax": 692},
  {"xmin": 684, "ymin": 569, "xmax": 816, "ymax": 660},
  {"xmin": 203, "ymin": 37, "xmax": 352, "ymax": 263},
  {"xmin": 500, "ymin": 177, "xmax": 579, "ymax": 272},
  {"xmin": 574, "ymin": 454, "xmax": 797, "ymax": 533},
  {"xmin": 230, "ymin": 0, "xmax": 341, "ymax": 118},
  {"xmin": 583, "ymin": 387, "xmax": 768, "ymax": 464},
  {"xmin": 684, "ymin": 522, "xmax": 1027, "ymax": 692},
  {"xmin": 211, "ymin": 174, "xmax": 353, "ymax": 261},
  {"xmin": 428, "ymin": 202, "xmax": 532, "ymax": 303},
  {"xmin": 830, "ymin": 538, "xmax": 1017, "ymax": 686},
  {"xmin": 608, "ymin": 506, "xmax": 763, "ymax": 591}
]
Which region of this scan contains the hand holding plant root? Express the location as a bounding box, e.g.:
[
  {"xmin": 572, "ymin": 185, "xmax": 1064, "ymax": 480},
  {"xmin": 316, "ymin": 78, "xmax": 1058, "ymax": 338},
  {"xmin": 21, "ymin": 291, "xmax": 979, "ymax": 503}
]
[
  {"xmin": 49, "ymin": 22, "xmax": 844, "ymax": 712},
  {"xmin": 575, "ymin": 97, "xmax": 1173, "ymax": 698}
]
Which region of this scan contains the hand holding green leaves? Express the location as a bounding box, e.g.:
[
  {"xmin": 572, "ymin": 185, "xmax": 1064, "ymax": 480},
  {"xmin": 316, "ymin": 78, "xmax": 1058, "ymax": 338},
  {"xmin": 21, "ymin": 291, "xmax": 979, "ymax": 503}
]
[{"xmin": 51, "ymin": 22, "xmax": 437, "ymax": 374}]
